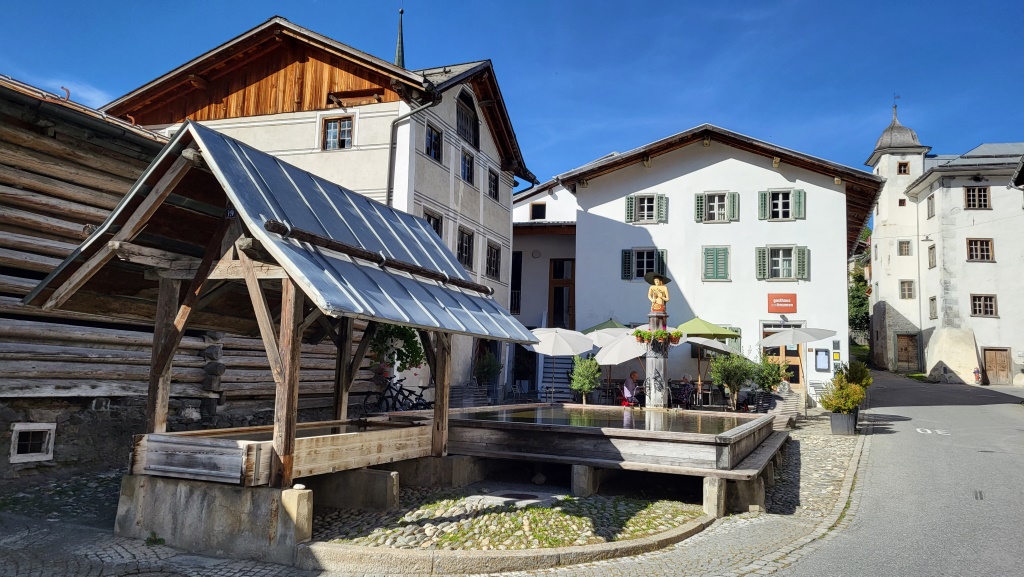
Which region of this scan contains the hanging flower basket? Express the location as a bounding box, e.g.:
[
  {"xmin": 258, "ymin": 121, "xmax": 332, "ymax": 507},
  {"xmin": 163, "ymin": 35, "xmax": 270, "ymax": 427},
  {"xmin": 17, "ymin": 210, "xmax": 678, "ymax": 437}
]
[{"xmin": 632, "ymin": 329, "xmax": 652, "ymax": 343}]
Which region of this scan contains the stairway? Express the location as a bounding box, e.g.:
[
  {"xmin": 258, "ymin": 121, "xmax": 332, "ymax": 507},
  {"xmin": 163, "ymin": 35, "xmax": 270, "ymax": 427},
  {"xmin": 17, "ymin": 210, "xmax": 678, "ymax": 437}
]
[
  {"xmin": 448, "ymin": 385, "xmax": 490, "ymax": 408},
  {"xmin": 769, "ymin": 388, "xmax": 801, "ymax": 430}
]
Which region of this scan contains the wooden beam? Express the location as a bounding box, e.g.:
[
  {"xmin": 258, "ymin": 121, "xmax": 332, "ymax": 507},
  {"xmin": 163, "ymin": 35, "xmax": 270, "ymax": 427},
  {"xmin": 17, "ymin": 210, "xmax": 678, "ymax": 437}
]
[
  {"xmin": 418, "ymin": 330, "xmax": 436, "ymax": 379},
  {"xmin": 332, "ymin": 317, "xmax": 354, "ymax": 424},
  {"xmin": 41, "ymin": 155, "xmax": 193, "ymax": 310},
  {"xmin": 271, "ymin": 278, "xmax": 304, "ymax": 488},
  {"xmin": 431, "ymin": 332, "xmax": 451, "ymax": 457},
  {"xmin": 109, "ymin": 241, "xmax": 201, "ymax": 269},
  {"xmin": 298, "ymin": 306, "xmax": 324, "ymax": 334},
  {"xmin": 349, "ymin": 321, "xmax": 377, "ymax": 384},
  {"xmin": 145, "ymin": 277, "xmax": 181, "ymax": 433},
  {"xmin": 238, "ymin": 245, "xmax": 285, "ymax": 385}
]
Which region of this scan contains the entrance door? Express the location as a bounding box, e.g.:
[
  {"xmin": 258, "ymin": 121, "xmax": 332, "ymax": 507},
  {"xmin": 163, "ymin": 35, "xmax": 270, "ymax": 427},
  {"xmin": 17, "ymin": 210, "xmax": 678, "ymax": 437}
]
[
  {"xmin": 762, "ymin": 323, "xmax": 802, "ymax": 385},
  {"xmin": 549, "ymin": 259, "xmax": 575, "ymax": 329},
  {"xmin": 983, "ymin": 348, "xmax": 1011, "ymax": 385},
  {"xmin": 896, "ymin": 334, "xmax": 919, "ymax": 372}
]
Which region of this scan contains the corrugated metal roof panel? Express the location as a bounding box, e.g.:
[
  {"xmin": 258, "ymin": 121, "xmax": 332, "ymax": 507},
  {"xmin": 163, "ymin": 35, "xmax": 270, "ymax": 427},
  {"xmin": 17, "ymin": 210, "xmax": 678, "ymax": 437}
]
[{"xmin": 190, "ymin": 121, "xmax": 535, "ymax": 343}]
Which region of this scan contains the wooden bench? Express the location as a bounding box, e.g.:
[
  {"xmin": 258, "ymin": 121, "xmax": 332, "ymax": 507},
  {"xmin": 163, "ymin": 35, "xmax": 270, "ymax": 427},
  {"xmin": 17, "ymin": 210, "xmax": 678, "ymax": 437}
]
[{"xmin": 700, "ymin": 430, "xmax": 788, "ymax": 517}]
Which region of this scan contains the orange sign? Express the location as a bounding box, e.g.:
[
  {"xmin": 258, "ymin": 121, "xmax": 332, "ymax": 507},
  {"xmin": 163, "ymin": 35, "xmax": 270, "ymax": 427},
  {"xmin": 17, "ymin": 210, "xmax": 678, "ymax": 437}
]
[{"xmin": 768, "ymin": 293, "xmax": 797, "ymax": 313}]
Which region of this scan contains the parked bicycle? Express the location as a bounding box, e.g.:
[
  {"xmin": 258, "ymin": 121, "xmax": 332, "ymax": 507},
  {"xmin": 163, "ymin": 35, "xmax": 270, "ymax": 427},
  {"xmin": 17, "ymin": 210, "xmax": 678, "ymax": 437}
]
[{"xmin": 362, "ymin": 375, "xmax": 434, "ymax": 413}]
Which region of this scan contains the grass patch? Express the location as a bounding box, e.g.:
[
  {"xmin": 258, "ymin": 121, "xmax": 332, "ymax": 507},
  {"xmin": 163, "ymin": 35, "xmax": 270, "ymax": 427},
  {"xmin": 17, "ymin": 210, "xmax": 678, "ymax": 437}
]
[
  {"xmin": 850, "ymin": 343, "xmax": 869, "ymax": 363},
  {"xmin": 906, "ymin": 373, "xmax": 931, "ymax": 383}
]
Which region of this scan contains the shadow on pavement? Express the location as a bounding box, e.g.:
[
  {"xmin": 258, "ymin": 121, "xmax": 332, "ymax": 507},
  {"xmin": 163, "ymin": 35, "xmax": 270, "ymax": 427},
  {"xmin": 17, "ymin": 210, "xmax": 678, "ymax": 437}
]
[
  {"xmin": 867, "ymin": 379, "xmax": 1024, "ymax": 409},
  {"xmin": 765, "ymin": 438, "xmax": 800, "ymax": 515},
  {"xmin": 859, "ymin": 412, "xmax": 911, "ymax": 435}
]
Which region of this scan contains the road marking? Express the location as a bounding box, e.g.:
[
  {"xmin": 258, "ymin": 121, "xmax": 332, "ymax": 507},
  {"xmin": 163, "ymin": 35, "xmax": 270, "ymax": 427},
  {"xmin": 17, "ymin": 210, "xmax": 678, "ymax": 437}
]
[{"xmin": 916, "ymin": 428, "xmax": 951, "ymax": 435}]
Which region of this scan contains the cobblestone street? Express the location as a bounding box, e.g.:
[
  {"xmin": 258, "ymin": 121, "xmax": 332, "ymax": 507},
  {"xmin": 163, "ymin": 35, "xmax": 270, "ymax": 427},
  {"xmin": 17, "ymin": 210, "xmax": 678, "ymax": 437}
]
[{"xmin": 0, "ymin": 408, "xmax": 863, "ymax": 576}]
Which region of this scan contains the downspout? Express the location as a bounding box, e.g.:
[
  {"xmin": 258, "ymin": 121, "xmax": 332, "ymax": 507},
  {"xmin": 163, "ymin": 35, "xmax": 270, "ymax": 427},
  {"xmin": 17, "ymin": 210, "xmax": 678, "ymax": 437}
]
[
  {"xmin": 386, "ymin": 92, "xmax": 441, "ymax": 208},
  {"xmin": 915, "ymin": 191, "xmax": 925, "ymax": 373}
]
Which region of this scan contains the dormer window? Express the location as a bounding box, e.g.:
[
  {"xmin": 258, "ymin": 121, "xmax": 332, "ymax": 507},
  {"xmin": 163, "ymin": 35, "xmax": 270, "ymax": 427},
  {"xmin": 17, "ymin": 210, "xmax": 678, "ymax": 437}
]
[{"xmin": 456, "ymin": 91, "xmax": 479, "ymax": 148}]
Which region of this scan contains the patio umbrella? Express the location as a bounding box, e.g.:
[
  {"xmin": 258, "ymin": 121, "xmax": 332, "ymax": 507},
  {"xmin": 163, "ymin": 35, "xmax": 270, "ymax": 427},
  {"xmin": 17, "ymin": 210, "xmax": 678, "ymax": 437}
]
[
  {"xmin": 580, "ymin": 318, "xmax": 627, "ymax": 334},
  {"xmin": 594, "ymin": 332, "xmax": 647, "ymax": 366},
  {"xmin": 756, "ymin": 328, "xmax": 837, "ymax": 416},
  {"xmin": 587, "ymin": 327, "xmax": 632, "ymax": 348},
  {"xmin": 528, "ymin": 328, "xmax": 595, "ymax": 356},
  {"xmin": 676, "ymin": 317, "xmax": 740, "ymax": 339}
]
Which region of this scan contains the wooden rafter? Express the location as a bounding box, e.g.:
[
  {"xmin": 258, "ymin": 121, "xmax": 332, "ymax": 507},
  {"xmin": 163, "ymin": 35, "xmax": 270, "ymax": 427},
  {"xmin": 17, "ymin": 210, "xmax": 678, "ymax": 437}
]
[
  {"xmin": 271, "ymin": 278, "xmax": 304, "ymax": 488},
  {"xmin": 238, "ymin": 243, "xmax": 285, "ymax": 386}
]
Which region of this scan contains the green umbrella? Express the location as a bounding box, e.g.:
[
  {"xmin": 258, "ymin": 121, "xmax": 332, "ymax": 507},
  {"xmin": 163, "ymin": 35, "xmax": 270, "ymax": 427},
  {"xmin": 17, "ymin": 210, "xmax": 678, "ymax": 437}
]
[
  {"xmin": 676, "ymin": 318, "xmax": 739, "ymax": 387},
  {"xmin": 580, "ymin": 318, "xmax": 627, "ymax": 334}
]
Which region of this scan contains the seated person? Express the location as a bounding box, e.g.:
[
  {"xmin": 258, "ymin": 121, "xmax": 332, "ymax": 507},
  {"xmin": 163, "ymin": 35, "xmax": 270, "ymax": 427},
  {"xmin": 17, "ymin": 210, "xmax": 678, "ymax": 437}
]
[{"xmin": 622, "ymin": 370, "xmax": 644, "ymax": 406}]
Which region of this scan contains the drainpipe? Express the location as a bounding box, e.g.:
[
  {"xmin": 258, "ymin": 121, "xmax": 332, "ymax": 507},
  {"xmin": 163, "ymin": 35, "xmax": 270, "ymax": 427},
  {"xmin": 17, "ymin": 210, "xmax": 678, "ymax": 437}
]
[
  {"xmin": 915, "ymin": 192, "xmax": 925, "ymax": 373},
  {"xmin": 386, "ymin": 92, "xmax": 441, "ymax": 208}
]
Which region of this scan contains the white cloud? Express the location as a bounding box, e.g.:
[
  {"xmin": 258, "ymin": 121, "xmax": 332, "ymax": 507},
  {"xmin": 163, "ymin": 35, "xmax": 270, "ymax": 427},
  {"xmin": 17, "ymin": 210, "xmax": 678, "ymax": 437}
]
[{"xmin": 16, "ymin": 73, "xmax": 114, "ymax": 108}]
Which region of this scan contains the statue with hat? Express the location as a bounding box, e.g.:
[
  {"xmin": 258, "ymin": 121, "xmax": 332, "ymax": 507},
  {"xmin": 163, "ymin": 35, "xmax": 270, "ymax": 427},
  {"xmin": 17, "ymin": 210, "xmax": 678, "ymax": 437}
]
[{"xmin": 644, "ymin": 272, "xmax": 671, "ymax": 331}]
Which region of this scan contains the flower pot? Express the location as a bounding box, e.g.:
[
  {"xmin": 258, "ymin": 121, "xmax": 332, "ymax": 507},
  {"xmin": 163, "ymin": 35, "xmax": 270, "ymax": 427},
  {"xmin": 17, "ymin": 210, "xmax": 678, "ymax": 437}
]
[
  {"xmin": 829, "ymin": 412, "xmax": 857, "ymax": 435},
  {"xmin": 669, "ymin": 336, "xmax": 681, "ymax": 344},
  {"xmin": 635, "ymin": 336, "xmax": 644, "ymax": 343}
]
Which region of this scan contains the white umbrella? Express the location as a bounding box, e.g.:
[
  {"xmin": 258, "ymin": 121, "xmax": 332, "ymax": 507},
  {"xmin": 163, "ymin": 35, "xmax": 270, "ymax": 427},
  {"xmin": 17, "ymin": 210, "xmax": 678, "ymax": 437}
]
[
  {"xmin": 684, "ymin": 336, "xmax": 735, "ymax": 386},
  {"xmin": 529, "ymin": 328, "xmax": 595, "ymax": 356},
  {"xmin": 756, "ymin": 327, "xmax": 837, "ymax": 416},
  {"xmin": 587, "ymin": 327, "xmax": 632, "ymax": 348},
  {"xmin": 595, "ymin": 332, "xmax": 647, "ymax": 366}
]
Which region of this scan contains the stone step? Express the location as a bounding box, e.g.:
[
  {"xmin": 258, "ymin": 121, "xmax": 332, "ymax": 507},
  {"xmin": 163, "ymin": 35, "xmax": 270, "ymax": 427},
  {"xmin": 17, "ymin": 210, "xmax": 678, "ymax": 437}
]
[{"xmin": 769, "ymin": 389, "xmax": 800, "ymax": 430}]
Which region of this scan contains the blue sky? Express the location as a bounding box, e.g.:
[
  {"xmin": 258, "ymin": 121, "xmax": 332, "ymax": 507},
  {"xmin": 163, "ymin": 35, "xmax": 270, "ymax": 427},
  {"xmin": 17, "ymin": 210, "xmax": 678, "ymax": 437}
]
[{"xmin": 1, "ymin": 0, "xmax": 1022, "ymax": 187}]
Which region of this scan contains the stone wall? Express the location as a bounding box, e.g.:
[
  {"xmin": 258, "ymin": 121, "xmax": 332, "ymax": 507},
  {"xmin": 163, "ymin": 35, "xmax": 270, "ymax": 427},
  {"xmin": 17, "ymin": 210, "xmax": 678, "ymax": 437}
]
[
  {"xmin": 870, "ymin": 301, "xmax": 920, "ymax": 371},
  {"xmin": 0, "ymin": 397, "xmax": 332, "ymax": 482}
]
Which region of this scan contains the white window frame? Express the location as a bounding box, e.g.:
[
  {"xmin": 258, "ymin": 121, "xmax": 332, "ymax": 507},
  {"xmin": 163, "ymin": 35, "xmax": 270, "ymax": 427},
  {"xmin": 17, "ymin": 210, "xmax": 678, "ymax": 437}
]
[
  {"xmin": 928, "ymin": 244, "xmax": 936, "ymax": 269},
  {"xmin": 9, "ymin": 422, "xmax": 56, "ymax": 464},
  {"xmin": 971, "ymin": 294, "xmax": 997, "ymax": 317},
  {"xmin": 315, "ymin": 109, "xmax": 359, "ymax": 150},
  {"xmin": 899, "ymin": 280, "xmax": 915, "ymax": 299},
  {"xmin": 929, "ymin": 296, "xmax": 937, "ymax": 319},
  {"xmin": 704, "ymin": 192, "xmax": 728, "ymax": 222},
  {"xmin": 487, "ymin": 169, "xmax": 500, "ymax": 201},
  {"xmin": 635, "ymin": 194, "xmax": 657, "ymax": 223},
  {"xmin": 897, "ymin": 240, "xmax": 912, "ymax": 256},
  {"xmin": 425, "ymin": 123, "xmax": 444, "ymax": 164},
  {"xmin": 457, "ymin": 228, "xmax": 474, "ymax": 270},
  {"xmin": 769, "ymin": 190, "xmax": 792, "ymax": 220},
  {"xmin": 423, "ymin": 209, "xmax": 443, "ymax": 240},
  {"xmin": 460, "ymin": 150, "xmax": 475, "ymax": 186},
  {"xmin": 768, "ymin": 246, "xmax": 795, "ymax": 280},
  {"xmin": 485, "ymin": 242, "xmax": 501, "ymax": 280},
  {"xmin": 926, "ymin": 195, "xmax": 935, "ymax": 219},
  {"xmin": 632, "ymin": 248, "xmax": 657, "ymax": 279}
]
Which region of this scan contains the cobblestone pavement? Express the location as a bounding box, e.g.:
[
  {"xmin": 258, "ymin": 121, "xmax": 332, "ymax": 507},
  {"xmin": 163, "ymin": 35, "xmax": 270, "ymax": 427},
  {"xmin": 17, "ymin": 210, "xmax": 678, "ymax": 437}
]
[{"xmin": 0, "ymin": 408, "xmax": 864, "ymax": 576}]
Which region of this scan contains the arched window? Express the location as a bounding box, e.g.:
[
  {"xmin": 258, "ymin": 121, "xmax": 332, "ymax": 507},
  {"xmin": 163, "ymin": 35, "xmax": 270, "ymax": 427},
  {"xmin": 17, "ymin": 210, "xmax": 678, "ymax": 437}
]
[{"xmin": 456, "ymin": 90, "xmax": 479, "ymax": 148}]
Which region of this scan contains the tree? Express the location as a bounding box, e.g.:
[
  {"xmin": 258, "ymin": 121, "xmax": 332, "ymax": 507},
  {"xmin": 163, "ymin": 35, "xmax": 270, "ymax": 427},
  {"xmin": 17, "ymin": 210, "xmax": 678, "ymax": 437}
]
[
  {"xmin": 752, "ymin": 352, "xmax": 790, "ymax": 392},
  {"xmin": 848, "ymin": 265, "xmax": 870, "ymax": 333},
  {"xmin": 569, "ymin": 355, "xmax": 601, "ymax": 405},
  {"xmin": 708, "ymin": 353, "xmax": 754, "ymax": 410}
]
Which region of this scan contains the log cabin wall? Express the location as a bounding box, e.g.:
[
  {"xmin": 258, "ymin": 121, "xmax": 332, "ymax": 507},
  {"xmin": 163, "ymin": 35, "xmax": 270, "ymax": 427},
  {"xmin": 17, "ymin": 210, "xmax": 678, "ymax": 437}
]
[
  {"xmin": 0, "ymin": 83, "xmax": 376, "ymax": 481},
  {"xmin": 108, "ymin": 37, "xmax": 401, "ymax": 127}
]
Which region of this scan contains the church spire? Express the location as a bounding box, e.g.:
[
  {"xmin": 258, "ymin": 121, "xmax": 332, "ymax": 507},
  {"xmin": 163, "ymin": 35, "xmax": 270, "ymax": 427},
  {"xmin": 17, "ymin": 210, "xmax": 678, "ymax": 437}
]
[{"xmin": 394, "ymin": 8, "xmax": 405, "ymax": 69}]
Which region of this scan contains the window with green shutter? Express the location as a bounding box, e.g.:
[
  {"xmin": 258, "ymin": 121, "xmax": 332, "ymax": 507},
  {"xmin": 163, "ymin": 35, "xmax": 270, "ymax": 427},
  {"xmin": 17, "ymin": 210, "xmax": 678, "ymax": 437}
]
[
  {"xmin": 795, "ymin": 246, "xmax": 809, "ymax": 279},
  {"xmin": 656, "ymin": 194, "xmax": 668, "ymax": 223},
  {"xmin": 727, "ymin": 192, "xmax": 740, "ymax": 221},
  {"xmin": 793, "ymin": 189, "xmax": 806, "ymax": 219},
  {"xmin": 625, "ymin": 196, "xmax": 636, "ymax": 223},
  {"xmin": 702, "ymin": 247, "xmax": 730, "ymax": 280},
  {"xmin": 755, "ymin": 247, "xmax": 769, "ymax": 279},
  {"xmin": 656, "ymin": 249, "xmax": 667, "ymax": 275},
  {"xmin": 621, "ymin": 250, "xmax": 633, "ymax": 279},
  {"xmin": 758, "ymin": 191, "xmax": 769, "ymax": 220},
  {"xmin": 724, "ymin": 327, "xmax": 742, "ymax": 353},
  {"xmin": 694, "ymin": 194, "xmax": 705, "ymax": 222}
]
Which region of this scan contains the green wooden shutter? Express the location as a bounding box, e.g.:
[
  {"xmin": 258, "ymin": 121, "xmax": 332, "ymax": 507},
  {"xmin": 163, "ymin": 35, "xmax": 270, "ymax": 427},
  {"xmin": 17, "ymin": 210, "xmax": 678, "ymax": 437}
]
[
  {"xmin": 717, "ymin": 247, "xmax": 729, "ymax": 280},
  {"xmin": 656, "ymin": 249, "xmax": 667, "ymax": 275},
  {"xmin": 694, "ymin": 194, "xmax": 705, "ymax": 222},
  {"xmin": 755, "ymin": 247, "xmax": 769, "ymax": 280},
  {"xmin": 793, "ymin": 189, "xmax": 806, "ymax": 219},
  {"xmin": 727, "ymin": 192, "xmax": 739, "ymax": 222},
  {"xmin": 625, "ymin": 195, "xmax": 636, "ymax": 223},
  {"xmin": 758, "ymin": 191, "xmax": 769, "ymax": 220},
  {"xmin": 621, "ymin": 250, "xmax": 633, "ymax": 279},
  {"xmin": 795, "ymin": 246, "xmax": 809, "ymax": 279},
  {"xmin": 702, "ymin": 247, "xmax": 715, "ymax": 280},
  {"xmin": 656, "ymin": 194, "xmax": 668, "ymax": 223},
  {"xmin": 725, "ymin": 327, "xmax": 742, "ymax": 353}
]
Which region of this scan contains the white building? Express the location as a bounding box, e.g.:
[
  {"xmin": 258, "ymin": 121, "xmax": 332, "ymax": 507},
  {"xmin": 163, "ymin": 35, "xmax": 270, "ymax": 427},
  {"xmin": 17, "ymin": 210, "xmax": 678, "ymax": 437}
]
[
  {"xmin": 867, "ymin": 108, "xmax": 1024, "ymax": 384},
  {"xmin": 101, "ymin": 16, "xmax": 536, "ymax": 388},
  {"xmin": 513, "ymin": 125, "xmax": 881, "ymax": 400}
]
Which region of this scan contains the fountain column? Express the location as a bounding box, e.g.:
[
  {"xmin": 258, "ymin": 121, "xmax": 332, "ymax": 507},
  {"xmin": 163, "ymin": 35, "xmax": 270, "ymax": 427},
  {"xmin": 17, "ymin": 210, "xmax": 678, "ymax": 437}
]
[{"xmin": 645, "ymin": 312, "xmax": 670, "ymax": 408}]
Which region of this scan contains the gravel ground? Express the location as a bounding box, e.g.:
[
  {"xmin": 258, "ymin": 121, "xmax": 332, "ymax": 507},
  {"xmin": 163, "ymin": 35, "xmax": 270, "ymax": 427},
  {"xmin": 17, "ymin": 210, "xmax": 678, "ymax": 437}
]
[{"xmin": 0, "ymin": 468, "xmax": 124, "ymax": 528}]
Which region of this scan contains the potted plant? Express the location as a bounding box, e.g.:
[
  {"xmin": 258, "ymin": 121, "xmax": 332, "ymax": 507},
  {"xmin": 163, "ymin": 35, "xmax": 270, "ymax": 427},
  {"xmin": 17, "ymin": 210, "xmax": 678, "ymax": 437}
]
[
  {"xmin": 752, "ymin": 353, "xmax": 790, "ymax": 393},
  {"xmin": 708, "ymin": 353, "xmax": 754, "ymax": 410},
  {"xmin": 652, "ymin": 329, "xmax": 671, "ymax": 343},
  {"xmin": 632, "ymin": 329, "xmax": 652, "ymax": 343},
  {"xmin": 569, "ymin": 354, "xmax": 601, "ymax": 405},
  {"xmin": 669, "ymin": 330, "xmax": 683, "ymax": 345},
  {"xmin": 474, "ymin": 350, "xmax": 503, "ymax": 388},
  {"xmin": 369, "ymin": 323, "xmax": 426, "ymax": 375},
  {"xmin": 833, "ymin": 360, "xmax": 872, "ymax": 419},
  {"xmin": 818, "ymin": 373, "xmax": 865, "ymax": 435}
]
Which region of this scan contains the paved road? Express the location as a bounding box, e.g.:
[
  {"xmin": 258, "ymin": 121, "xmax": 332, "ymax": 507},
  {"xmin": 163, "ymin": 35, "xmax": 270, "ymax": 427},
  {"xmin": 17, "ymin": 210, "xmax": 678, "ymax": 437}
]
[{"xmin": 777, "ymin": 373, "xmax": 1024, "ymax": 577}]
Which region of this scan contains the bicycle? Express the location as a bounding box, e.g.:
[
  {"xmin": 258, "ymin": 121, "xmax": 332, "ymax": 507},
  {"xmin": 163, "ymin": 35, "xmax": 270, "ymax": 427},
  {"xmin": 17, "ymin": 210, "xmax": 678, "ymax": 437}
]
[{"xmin": 363, "ymin": 376, "xmax": 434, "ymax": 414}]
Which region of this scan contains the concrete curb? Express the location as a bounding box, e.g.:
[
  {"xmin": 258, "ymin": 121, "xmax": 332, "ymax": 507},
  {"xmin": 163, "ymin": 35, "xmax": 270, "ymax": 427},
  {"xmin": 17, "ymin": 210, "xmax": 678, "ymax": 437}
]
[{"xmin": 295, "ymin": 515, "xmax": 715, "ymax": 574}]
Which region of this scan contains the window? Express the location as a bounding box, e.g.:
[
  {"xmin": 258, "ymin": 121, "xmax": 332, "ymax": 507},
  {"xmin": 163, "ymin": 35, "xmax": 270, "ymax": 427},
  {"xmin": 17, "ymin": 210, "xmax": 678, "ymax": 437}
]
[
  {"xmin": 927, "ymin": 195, "xmax": 935, "ymax": 219},
  {"xmin": 625, "ymin": 194, "xmax": 667, "ymax": 223},
  {"xmin": 323, "ymin": 117, "xmax": 353, "ymax": 150},
  {"xmin": 965, "ymin": 186, "xmax": 990, "ymax": 209},
  {"xmin": 899, "ymin": 280, "xmax": 915, "ymax": 299},
  {"xmin": 9, "ymin": 422, "xmax": 56, "ymax": 464},
  {"xmin": 424, "ymin": 210, "xmax": 443, "ymax": 238},
  {"xmin": 929, "ymin": 296, "xmax": 937, "ymax": 319},
  {"xmin": 456, "ymin": 91, "xmax": 479, "ymax": 148},
  {"xmin": 460, "ymin": 150, "xmax": 475, "ymax": 185},
  {"xmin": 530, "ymin": 202, "xmax": 546, "ymax": 220},
  {"xmin": 457, "ymin": 229, "xmax": 474, "ymax": 269},
  {"xmin": 898, "ymin": 199, "xmax": 907, "ymax": 207},
  {"xmin": 971, "ymin": 295, "xmax": 997, "ymax": 317},
  {"xmin": 425, "ymin": 124, "xmax": 443, "ymax": 163},
  {"xmin": 487, "ymin": 170, "xmax": 499, "ymax": 201},
  {"xmin": 620, "ymin": 248, "xmax": 666, "ymax": 280},
  {"xmin": 967, "ymin": 239, "xmax": 993, "ymax": 261},
  {"xmin": 485, "ymin": 243, "xmax": 501, "ymax": 279},
  {"xmin": 898, "ymin": 162, "xmax": 910, "ymax": 175},
  {"xmin": 898, "ymin": 240, "xmax": 911, "ymax": 256},
  {"xmin": 702, "ymin": 246, "xmax": 730, "ymax": 281},
  {"xmin": 755, "ymin": 246, "xmax": 808, "ymax": 280},
  {"xmin": 759, "ymin": 189, "xmax": 805, "ymax": 220},
  {"xmin": 695, "ymin": 191, "xmax": 739, "ymax": 222},
  {"xmin": 636, "ymin": 195, "xmax": 655, "ymax": 221},
  {"xmin": 928, "ymin": 244, "xmax": 936, "ymax": 269}
]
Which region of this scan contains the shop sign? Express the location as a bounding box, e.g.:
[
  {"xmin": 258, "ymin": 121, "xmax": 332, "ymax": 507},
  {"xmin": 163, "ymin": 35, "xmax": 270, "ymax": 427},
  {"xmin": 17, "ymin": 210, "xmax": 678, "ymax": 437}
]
[{"xmin": 768, "ymin": 293, "xmax": 797, "ymax": 313}]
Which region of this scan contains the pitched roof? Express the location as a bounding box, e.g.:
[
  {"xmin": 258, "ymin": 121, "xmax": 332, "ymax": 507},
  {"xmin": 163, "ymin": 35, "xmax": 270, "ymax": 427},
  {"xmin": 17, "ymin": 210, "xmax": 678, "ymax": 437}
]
[
  {"xmin": 905, "ymin": 142, "xmax": 1024, "ymax": 196},
  {"xmin": 25, "ymin": 121, "xmax": 535, "ymax": 343},
  {"xmin": 552, "ymin": 123, "xmax": 883, "ymax": 257}
]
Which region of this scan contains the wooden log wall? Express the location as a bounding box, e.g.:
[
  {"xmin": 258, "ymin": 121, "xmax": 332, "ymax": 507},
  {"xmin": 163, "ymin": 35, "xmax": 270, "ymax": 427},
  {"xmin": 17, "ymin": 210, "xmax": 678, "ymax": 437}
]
[{"xmin": 0, "ymin": 94, "xmax": 376, "ymax": 412}]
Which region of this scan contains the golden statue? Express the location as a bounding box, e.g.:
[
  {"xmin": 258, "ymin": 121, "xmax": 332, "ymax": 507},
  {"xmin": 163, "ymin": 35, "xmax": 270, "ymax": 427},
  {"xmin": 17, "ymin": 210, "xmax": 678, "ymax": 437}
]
[{"xmin": 644, "ymin": 272, "xmax": 671, "ymax": 313}]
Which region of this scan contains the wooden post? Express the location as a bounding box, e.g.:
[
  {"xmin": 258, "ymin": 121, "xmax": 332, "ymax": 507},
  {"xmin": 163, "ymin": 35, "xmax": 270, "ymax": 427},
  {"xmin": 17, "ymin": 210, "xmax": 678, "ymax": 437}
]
[
  {"xmin": 431, "ymin": 332, "xmax": 451, "ymax": 457},
  {"xmin": 144, "ymin": 277, "xmax": 180, "ymax": 433},
  {"xmin": 333, "ymin": 317, "xmax": 354, "ymax": 422},
  {"xmin": 271, "ymin": 278, "xmax": 304, "ymax": 488}
]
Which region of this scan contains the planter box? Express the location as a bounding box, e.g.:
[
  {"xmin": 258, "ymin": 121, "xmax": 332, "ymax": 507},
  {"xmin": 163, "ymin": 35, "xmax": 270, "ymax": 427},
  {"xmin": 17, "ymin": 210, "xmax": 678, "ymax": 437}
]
[{"xmin": 829, "ymin": 412, "xmax": 857, "ymax": 435}]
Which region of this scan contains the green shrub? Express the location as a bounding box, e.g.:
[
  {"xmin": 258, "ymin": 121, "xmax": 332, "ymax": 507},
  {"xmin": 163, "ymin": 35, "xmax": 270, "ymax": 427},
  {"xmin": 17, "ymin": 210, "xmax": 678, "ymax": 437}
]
[
  {"xmin": 752, "ymin": 353, "xmax": 791, "ymax": 392},
  {"xmin": 370, "ymin": 323, "xmax": 426, "ymax": 372},
  {"xmin": 709, "ymin": 353, "xmax": 753, "ymax": 409},
  {"xmin": 845, "ymin": 360, "xmax": 872, "ymax": 388},
  {"xmin": 474, "ymin": 350, "xmax": 503, "ymax": 385},
  {"xmin": 818, "ymin": 373, "xmax": 865, "ymax": 414},
  {"xmin": 569, "ymin": 355, "xmax": 602, "ymax": 404}
]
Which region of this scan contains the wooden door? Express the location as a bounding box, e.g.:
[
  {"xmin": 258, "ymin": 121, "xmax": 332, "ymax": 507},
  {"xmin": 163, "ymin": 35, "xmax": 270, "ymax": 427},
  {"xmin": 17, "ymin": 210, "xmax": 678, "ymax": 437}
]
[
  {"xmin": 762, "ymin": 327, "xmax": 802, "ymax": 385},
  {"xmin": 548, "ymin": 259, "xmax": 575, "ymax": 329},
  {"xmin": 896, "ymin": 335, "xmax": 919, "ymax": 372},
  {"xmin": 983, "ymin": 349, "xmax": 1010, "ymax": 385}
]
